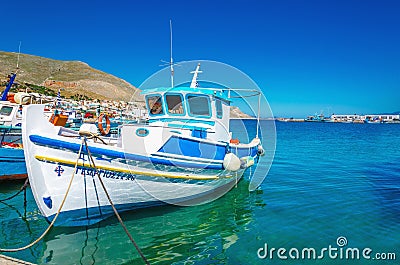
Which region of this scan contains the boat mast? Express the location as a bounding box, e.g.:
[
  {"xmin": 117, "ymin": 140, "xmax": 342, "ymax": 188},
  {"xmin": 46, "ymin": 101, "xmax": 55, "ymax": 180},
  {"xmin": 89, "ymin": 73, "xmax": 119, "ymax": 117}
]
[
  {"xmin": 1, "ymin": 42, "xmax": 21, "ymax": 101},
  {"xmin": 256, "ymin": 92, "xmax": 261, "ymax": 138},
  {"xmin": 170, "ymin": 20, "xmax": 174, "ymax": 88},
  {"xmin": 190, "ymin": 63, "xmax": 202, "ymax": 88},
  {"xmin": 16, "ymin": 41, "xmax": 21, "ymax": 71}
]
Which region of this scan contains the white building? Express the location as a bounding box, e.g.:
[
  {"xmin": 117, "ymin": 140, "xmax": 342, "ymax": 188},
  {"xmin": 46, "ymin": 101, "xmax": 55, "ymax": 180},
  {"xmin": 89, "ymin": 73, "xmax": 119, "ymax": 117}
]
[{"xmin": 330, "ymin": 114, "xmax": 400, "ymax": 123}]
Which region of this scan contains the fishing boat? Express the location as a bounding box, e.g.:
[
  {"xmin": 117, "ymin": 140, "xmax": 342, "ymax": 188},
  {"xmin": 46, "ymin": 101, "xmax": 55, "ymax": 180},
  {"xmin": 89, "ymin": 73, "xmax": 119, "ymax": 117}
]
[
  {"xmin": 0, "ymin": 71, "xmax": 26, "ymax": 180},
  {"xmin": 304, "ymin": 113, "xmax": 329, "ymax": 122},
  {"xmin": 0, "ymin": 69, "xmax": 57, "ymax": 180},
  {"xmin": 22, "ymin": 64, "xmax": 265, "ymax": 226}
]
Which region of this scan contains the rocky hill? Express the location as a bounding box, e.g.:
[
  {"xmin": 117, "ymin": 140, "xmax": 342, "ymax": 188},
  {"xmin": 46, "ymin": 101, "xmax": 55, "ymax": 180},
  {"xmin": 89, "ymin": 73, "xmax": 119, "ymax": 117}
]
[
  {"xmin": 230, "ymin": 106, "xmax": 252, "ymax": 118},
  {"xmin": 0, "ymin": 51, "xmax": 142, "ymax": 102}
]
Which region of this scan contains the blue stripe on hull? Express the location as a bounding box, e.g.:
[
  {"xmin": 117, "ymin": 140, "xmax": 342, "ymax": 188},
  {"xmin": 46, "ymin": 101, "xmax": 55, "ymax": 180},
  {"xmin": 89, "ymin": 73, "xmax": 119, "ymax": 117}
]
[
  {"xmin": 229, "ymin": 145, "xmax": 258, "ymax": 158},
  {"xmin": 158, "ymin": 136, "xmax": 227, "ymax": 160},
  {"xmin": 29, "ymin": 135, "xmax": 224, "ymax": 170}
]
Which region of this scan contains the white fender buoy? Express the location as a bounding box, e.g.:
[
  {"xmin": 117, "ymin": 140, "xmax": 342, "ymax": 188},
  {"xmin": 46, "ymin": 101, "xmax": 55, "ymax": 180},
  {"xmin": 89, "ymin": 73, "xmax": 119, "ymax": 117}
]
[
  {"xmin": 79, "ymin": 123, "xmax": 99, "ymax": 136},
  {"xmin": 257, "ymin": 145, "xmax": 265, "ymax": 156},
  {"xmin": 14, "ymin": 92, "xmax": 31, "ymax": 105},
  {"xmin": 223, "ymin": 153, "xmax": 241, "ymax": 171}
]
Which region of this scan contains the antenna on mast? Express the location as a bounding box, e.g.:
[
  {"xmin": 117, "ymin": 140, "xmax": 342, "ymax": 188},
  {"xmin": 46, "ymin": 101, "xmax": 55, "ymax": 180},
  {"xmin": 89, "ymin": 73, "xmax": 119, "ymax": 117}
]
[
  {"xmin": 190, "ymin": 63, "xmax": 202, "ymax": 88},
  {"xmin": 169, "ymin": 20, "xmax": 174, "ymax": 88},
  {"xmin": 16, "ymin": 41, "xmax": 22, "ymax": 72}
]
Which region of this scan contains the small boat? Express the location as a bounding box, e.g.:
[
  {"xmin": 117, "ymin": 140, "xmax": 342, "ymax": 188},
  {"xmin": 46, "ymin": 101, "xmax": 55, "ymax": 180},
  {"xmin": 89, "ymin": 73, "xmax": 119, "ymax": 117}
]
[
  {"xmin": 305, "ymin": 113, "xmax": 326, "ymax": 122},
  {"xmin": 0, "ymin": 72, "xmax": 26, "ymax": 180},
  {"xmin": 0, "ymin": 70, "xmax": 58, "ymax": 180},
  {"xmin": 22, "ymin": 65, "xmax": 265, "ymax": 226},
  {"xmin": 364, "ymin": 116, "xmax": 383, "ymax": 124}
]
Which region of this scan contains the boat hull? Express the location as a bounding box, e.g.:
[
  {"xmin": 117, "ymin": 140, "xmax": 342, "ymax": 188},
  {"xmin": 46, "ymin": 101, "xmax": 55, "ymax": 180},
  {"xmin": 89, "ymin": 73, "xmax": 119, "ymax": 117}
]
[
  {"xmin": 27, "ymin": 145, "xmax": 242, "ymax": 226},
  {"xmin": 0, "ymin": 147, "xmax": 27, "ymax": 180},
  {"xmin": 22, "ymin": 105, "xmax": 253, "ymax": 226}
]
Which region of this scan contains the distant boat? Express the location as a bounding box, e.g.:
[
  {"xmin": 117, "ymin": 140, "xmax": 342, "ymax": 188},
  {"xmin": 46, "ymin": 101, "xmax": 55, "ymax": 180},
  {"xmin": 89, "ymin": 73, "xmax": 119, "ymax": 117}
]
[
  {"xmin": 22, "ymin": 64, "xmax": 265, "ymax": 226},
  {"xmin": 305, "ymin": 113, "xmax": 326, "ymax": 122},
  {"xmin": 364, "ymin": 116, "xmax": 382, "ymax": 124}
]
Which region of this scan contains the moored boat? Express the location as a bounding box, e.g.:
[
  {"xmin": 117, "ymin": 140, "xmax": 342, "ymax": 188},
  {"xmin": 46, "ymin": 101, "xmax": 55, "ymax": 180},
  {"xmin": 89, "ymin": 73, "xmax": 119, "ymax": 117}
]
[
  {"xmin": 0, "ymin": 72, "xmax": 27, "ymax": 180},
  {"xmin": 22, "ymin": 65, "xmax": 265, "ymax": 226}
]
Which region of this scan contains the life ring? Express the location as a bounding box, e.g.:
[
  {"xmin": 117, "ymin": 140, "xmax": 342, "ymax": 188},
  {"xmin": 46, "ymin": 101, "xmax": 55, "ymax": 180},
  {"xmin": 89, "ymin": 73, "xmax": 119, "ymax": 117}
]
[{"xmin": 98, "ymin": 114, "xmax": 111, "ymax": 135}]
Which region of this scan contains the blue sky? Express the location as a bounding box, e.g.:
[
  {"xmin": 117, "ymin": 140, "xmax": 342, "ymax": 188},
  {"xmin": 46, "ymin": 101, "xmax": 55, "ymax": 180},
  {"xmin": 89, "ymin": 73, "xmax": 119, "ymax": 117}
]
[{"xmin": 2, "ymin": 0, "xmax": 399, "ymax": 117}]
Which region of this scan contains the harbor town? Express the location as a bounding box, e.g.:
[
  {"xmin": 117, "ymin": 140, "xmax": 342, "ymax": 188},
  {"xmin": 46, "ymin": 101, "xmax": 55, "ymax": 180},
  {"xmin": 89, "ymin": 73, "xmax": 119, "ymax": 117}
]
[{"xmin": 277, "ymin": 113, "xmax": 400, "ymax": 123}]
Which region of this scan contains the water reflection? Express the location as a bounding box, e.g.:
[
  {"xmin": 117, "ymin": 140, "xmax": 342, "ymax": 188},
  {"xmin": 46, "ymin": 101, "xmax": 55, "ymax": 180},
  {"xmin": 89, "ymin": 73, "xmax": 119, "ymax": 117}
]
[
  {"xmin": 41, "ymin": 177, "xmax": 262, "ymax": 265},
  {"xmin": 0, "ymin": 189, "xmax": 45, "ymax": 262}
]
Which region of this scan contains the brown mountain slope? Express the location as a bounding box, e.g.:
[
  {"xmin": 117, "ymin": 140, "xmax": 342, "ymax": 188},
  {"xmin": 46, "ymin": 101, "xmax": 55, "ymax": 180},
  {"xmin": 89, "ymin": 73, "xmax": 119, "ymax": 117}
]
[{"xmin": 0, "ymin": 51, "xmax": 142, "ymax": 102}]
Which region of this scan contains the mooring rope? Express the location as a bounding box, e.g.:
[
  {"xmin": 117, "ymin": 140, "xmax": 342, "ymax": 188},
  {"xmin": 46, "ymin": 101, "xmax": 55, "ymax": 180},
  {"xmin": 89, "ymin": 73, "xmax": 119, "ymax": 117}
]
[
  {"xmin": 84, "ymin": 145, "xmax": 103, "ymax": 218},
  {"xmin": 0, "ymin": 178, "xmax": 29, "ymax": 203},
  {"xmin": 78, "ymin": 132, "xmax": 108, "ymax": 145},
  {"xmin": 0, "ymin": 138, "xmax": 85, "ymax": 252},
  {"xmin": 87, "ymin": 133, "xmax": 108, "ymax": 145},
  {"xmin": 83, "ymin": 138, "xmax": 150, "ymax": 265},
  {"xmin": 61, "ymin": 133, "xmax": 108, "ymax": 145}
]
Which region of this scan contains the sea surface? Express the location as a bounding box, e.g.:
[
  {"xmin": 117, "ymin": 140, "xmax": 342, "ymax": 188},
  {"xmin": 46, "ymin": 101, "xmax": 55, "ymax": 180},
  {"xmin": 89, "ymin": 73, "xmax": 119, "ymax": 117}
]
[{"xmin": 0, "ymin": 120, "xmax": 399, "ymax": 264}]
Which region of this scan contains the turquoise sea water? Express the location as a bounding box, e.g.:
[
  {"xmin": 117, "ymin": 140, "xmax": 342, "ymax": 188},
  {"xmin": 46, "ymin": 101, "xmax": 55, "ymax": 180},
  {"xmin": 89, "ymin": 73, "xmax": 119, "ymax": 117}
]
[{"xmin": 0, "ymin": 120, "xmax": 399, "ymax": 264}]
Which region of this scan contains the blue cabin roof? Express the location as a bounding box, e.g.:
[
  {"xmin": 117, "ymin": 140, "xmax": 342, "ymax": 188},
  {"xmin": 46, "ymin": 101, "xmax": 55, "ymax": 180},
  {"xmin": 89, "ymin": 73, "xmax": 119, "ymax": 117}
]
[{"xmin": 141, "ymin": 86, "xmax": 231, "ymax": 102}]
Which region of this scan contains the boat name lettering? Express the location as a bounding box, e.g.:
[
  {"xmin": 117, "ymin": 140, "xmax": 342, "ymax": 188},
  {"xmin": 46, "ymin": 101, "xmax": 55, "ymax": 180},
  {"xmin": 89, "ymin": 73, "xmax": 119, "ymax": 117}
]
[{"xmin": 75, "ymin": 167, "xmax": 135, "ymax": 181}]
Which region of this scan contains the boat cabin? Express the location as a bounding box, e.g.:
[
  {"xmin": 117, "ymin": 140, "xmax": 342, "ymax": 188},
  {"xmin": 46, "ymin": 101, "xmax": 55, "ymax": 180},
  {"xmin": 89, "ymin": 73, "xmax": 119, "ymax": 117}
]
[{"xmin": 142, "ymin": 86, "xmax": 231, "ymax": 142}]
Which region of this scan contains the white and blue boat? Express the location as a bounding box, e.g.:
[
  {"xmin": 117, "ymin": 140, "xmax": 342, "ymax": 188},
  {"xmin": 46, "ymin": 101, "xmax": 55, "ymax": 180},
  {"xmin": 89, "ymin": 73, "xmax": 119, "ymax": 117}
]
[
  {"xmin": 22, "ymin": 65, "xmax": 265, "ymax": 226},
  {"xmin": 0, "ymin": 72, "xmax": 27, "ymax": 180}
]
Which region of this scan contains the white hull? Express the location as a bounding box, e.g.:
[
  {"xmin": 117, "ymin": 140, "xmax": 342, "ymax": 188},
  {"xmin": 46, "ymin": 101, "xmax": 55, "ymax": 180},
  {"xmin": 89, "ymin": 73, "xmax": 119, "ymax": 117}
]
[{"xmin": 30, "ymin": 153, "xmax": 241, "ymax": 226}]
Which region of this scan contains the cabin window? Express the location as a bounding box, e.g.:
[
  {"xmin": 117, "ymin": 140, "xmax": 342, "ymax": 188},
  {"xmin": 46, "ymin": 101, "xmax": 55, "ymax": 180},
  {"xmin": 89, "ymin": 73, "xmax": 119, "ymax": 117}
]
[
  {"xmin": 0, "ymin": 106, "xmax": 13, "ymax": 116},
  {"xmin": 216, "ymin": 98, "xmax": 223, "ymax": 119},
  {"xmin": 165, "ymin": 94, "xmax": 185, "ymax": 115},
  {"xmin": 146, "ymin": 95, "xmax": 164, "ymax": 115},
  {"xmin": 187, "ymin": 95, "xmax": 211, "ymax": 117}
]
